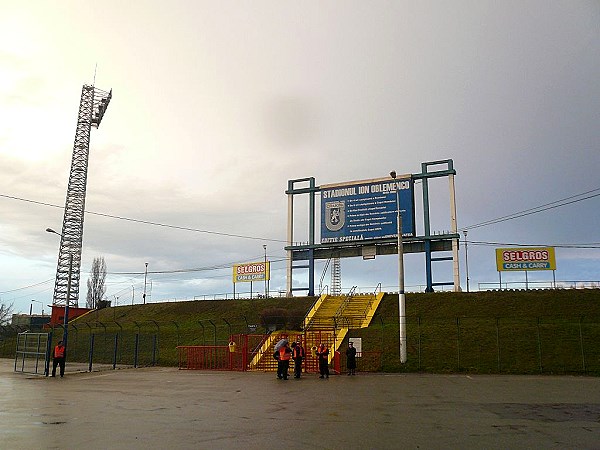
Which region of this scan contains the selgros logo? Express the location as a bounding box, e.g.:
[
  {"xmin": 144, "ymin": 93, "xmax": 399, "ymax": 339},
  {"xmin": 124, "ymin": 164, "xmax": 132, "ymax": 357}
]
[
  {"xmin": 495, "ymin": 247, "xmax": 556, "ymax": 271},
  {"xmin": 232, "ymin": 261, "xmax": 270, "ymax": 283}
]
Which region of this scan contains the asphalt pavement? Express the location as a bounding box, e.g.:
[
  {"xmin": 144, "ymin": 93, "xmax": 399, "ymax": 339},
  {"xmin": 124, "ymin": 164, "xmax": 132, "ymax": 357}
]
[{"xmin": 1, "ymin": 358, "xmax": 599, "ymax": 449}]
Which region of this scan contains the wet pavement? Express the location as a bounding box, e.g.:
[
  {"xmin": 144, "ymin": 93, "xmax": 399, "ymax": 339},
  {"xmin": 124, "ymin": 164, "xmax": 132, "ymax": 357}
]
[{"xmin": 1, "ymin": 358, "xmax": 600, "ymax": 449}]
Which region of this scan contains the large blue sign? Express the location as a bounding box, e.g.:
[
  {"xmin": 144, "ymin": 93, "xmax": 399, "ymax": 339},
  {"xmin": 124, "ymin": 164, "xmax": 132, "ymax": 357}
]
[{"xmin": 320, "ymin": 177, "xmax": 415, "ymax": 244}]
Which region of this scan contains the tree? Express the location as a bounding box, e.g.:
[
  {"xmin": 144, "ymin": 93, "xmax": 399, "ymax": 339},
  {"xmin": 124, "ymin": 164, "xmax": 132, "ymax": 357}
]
[
  {"xmin": 0, "ymin": 300, "xmax": 14, "ymax": 325},
  {"xmin": 86, "ymin": 257, "xmax": 107, "ymax": 309}
]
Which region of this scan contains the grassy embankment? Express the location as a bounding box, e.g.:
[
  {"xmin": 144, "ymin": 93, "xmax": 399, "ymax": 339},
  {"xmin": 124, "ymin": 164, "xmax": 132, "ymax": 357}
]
[{"xmin": 5, "ymin": 289, "xmax": 600, "ymax": 374}]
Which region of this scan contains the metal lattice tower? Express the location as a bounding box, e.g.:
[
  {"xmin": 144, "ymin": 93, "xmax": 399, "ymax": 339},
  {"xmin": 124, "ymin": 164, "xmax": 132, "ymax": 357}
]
[
  {"xmin": 51, "ymin": 84, "xmax": 112, "ymax": 307},
  {"xmin": 331, "ymin": 257, "xmax": 341, "ymax": 295}
]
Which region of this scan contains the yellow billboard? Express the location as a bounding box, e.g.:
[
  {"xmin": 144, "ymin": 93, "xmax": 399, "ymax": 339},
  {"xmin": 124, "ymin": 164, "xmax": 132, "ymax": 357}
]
[
  {"xmin": 233, "ymin": 261, "xmax": 270, "ymax": 283},
  {"xmin": 495, "ymin": 247, "xmax": 556, "ymax": 271}
]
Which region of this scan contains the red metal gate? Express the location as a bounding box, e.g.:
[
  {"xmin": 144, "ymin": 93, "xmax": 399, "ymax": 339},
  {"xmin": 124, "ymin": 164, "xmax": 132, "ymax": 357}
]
[{"xmin": 177, "ymin": 331, "xmax": 343, "ymax": 374}]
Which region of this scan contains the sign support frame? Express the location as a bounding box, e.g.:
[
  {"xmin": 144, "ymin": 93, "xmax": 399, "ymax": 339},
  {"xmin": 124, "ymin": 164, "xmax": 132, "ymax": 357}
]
[{"xmin": 286, "ymin": 160, "xmax": 459, "ymax": 295}]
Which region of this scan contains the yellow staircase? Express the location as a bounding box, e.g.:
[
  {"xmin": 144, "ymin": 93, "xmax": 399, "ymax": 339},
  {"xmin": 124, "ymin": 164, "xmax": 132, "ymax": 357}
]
[
  {"xmin": 249, "ymin": 291, "xmax": 384, "ymax": 369},
  {"xmin": 304, "ymin": 291, "xmax": 384, "ymax": 361},
  {"xmin": 248, "ymin": 331, "xmax": 305, "ymax": 371}
]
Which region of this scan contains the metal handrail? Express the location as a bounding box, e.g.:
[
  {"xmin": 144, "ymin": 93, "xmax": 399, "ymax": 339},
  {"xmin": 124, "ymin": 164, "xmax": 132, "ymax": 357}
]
[
  {"xmin": 303, "ymin": 293, "xmax": 327, "ymax": 330},
  {"xmin": 334, "ymin": 286, "xmax": 357, "ymax": 318}
]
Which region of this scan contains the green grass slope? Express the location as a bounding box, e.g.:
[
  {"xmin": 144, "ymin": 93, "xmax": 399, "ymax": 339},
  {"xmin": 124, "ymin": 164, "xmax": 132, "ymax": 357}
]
[{"xmin": 5, "ymin": 289, "xmax": 600, "ymax": 374}]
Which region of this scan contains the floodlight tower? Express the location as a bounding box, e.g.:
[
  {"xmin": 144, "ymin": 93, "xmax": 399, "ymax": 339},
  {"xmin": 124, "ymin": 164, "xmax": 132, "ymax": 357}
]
[{"xmin": 51, "ymin": 84, "xmax": 112, "ymax": 308}]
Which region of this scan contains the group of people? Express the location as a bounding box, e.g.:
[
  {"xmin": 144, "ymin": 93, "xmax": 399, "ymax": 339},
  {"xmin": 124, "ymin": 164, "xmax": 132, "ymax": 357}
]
[
  {"xmin": 275, "ymin": 340, "xmax": 305, "ymax": 380},
  {"xmin": 274, "ymin": 339, "xmax": 357, "ymax": 379}
]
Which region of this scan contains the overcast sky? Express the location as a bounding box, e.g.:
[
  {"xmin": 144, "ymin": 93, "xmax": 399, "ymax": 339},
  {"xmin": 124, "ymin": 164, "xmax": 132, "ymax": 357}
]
[{"xmin": 1, "ymin": 1, "xmax": 599, "ymax": 315}]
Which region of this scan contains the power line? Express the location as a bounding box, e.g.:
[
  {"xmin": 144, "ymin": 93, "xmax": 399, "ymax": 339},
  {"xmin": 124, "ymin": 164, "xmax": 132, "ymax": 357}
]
[
  {"xmin": 6, "ymin": 185, "xmax": 599, "ymax": 240},
  {"xmin": 462, "ymin": 187, "xmax": 600, "ymax": 231},
  {"xmin": 465, "ymin": 240, "xmax": 600, "ymax": 249},
  {"xmin": 0, "ymin": 279, "xmax": 54, "ymax": 294},
  {"xmin": 0, "ymin": 193, "xmax": 287, "ymax": 243},
  {"xmin": 111, "ymin": 257, "xmax": 289, "ymax": 276}
]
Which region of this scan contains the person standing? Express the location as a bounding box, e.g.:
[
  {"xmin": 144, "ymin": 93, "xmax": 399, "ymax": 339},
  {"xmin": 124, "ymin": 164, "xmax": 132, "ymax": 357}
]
[
  {"xmin": 291, "ymin": 341, "xmax": 306, "ymax": 379},
  {"xmin": 316, "ymin": 343, "xmax": 329, "ymax": 379},
  {"xmin": 52, "ymin": 340, "xmax": 66, "ymax": 378},
  {"xmin": 346, "ymin": 341, "xmax": 357, "ymax": 375},
  {"xmin": 277, "ymin": 342, "xmax": 292, "ymax": 380}
]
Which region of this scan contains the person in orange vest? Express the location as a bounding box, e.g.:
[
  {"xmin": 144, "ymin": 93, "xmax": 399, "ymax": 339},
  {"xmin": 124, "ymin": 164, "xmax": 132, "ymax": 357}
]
[
  {"xmin": 291, "ymin": 341, "xmax": 306, "ymax": 379},
  {"xmin": 52, "ymin": 340, "xmax": 66, "ymax": 378},
  {"xmin": 316, "ymin": 343, "xmax": 329, "ymax": 379},
  {"xmin": 277, "ymin": 342, "xmax": 292, "ymax": 380}
]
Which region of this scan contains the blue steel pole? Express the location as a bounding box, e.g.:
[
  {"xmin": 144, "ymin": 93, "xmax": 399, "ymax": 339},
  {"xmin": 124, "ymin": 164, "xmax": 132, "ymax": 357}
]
[{"xmin": 63, "ymin": 253, "xmax": 72, "ymax": 355}]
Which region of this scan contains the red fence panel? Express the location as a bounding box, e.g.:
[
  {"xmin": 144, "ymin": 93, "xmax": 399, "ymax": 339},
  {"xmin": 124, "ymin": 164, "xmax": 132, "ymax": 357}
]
[{"xmin": 177, "ymin": 346, "xmax": 230, "ymax": 370}]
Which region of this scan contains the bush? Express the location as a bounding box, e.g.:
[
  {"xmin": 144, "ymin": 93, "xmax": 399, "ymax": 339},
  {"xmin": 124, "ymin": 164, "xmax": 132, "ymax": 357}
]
[
  {"xmin": 259, "ymin": 308, "xmax": 288, "ymax": 331},
  {"xmin": 97, "ymin": 300, "xmax": 111, "ymax": 309}
]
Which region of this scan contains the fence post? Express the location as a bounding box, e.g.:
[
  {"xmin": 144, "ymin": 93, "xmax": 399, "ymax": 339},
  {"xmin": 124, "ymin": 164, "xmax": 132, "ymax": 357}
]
[
  {"xmin": 456, "ymin": 317, "xmax": 461, "ymax": 371},
  {"xmin": 134, "ymin": 333, "xmax": 139, "ymax": 368},
  {"xmin": 495, "ymin": 317, "xmax": 501, "ymax": 372},
  {"xmin": 579, "ymin": 316, "xmax": 586, "ymax": 373},
  {"xmin": 149, "ymin": 320, "xmax": 160, "ymax": 333},
  {"xmin": 198, "ymin": 321, "xmax": 205, "ymax": 345},
  {"xmin": 72, "ymin": 324, "xmax": 78, "ymax": 348},
  {"xmin": 21, "ymin": 333, "xmax": 28, "ymax": 372},
  {"xmin": 536, "ymin": 317, "xmax": 543, "ymax": 373},
  {"xmin": 417, "ymin": 316, "xmax": 421, "ymax": 371},
  {"xmin": 88, "ymin": 334, "xmax": 95, "ymax": 372},
  {"xmin": 35, "ymin": 333, "xmax": 42, "ymax": 374},
  {"xmin": 152, "ymin": 335, "xmax": 157, "ymax": 366},
  {"xmin": 35, "ymin": 333, "xmax": 48, "ymax": 373},
  {"xmin": 112, "ymin": 333, "xmax": 119, "ymax": 370},
  {"xmin": 208, "ymin": 320, "xmax": 217, "ymax": 346},
  {"xmin": 172, "ymin": 321, "xmax": 180, "ymax": 346},
  {"xmin": 222, "ymin": 318, "xmax": 231, "ymax": 339},
  {"xmin": 14, "ymin": 333, "xmax": 19, "ymax": 372},
  {"xmin": 45, "ymin": 331, "xmax": 53, "ymax": 376}
]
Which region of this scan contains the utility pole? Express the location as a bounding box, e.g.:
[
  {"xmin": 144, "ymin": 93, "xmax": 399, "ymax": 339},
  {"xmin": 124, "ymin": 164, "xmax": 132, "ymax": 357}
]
[
  {"xmin": 390, "ymin": 170, "xmax": 407, "ymax": 363},
  {"xmin": 263, "ymin": 245, "xmax": 268, "ymax": 298},
  {"xmin": 143, "ymin": 262, "xmax": 148, "ymax": 304},
  {"xmin": 463, "ymin": 230, "xmax": 470, "ymax": 292}
]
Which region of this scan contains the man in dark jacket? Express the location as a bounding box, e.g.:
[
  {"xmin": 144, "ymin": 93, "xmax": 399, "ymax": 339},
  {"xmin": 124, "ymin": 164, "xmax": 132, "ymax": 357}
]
[
  {"xmin": 346, "ymin": 341, "xmax": 357, "ymax": 375},
  {"xmin": 316, "ymin": 343, "xmax": 329, "ymax": 379}
]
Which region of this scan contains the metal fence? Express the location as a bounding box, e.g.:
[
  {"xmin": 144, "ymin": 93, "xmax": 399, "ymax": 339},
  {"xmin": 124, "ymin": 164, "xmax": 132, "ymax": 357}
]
[
  {"xmin": 2, "ymin": 316, "xmax": 600, "ymax": 375},
  {"xmin": 406, "ymin": 316, "xmax": 600, "ymax": 374},
  {"xmin": 73, "ymin": 331, "xmax": 158, "ymax": 370},
  {"xmin": 14, "ymin": 332, "xmax": 50, "ymax": 376}
]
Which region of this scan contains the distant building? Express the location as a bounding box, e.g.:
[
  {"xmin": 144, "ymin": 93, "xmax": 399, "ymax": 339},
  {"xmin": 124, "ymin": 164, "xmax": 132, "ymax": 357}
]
[
  {"xmin": 49, "ymin": 305, "xmax": 92, "ymax": 326},
  {"xmin": 11, "ymin": 314, "xmax": 51, "ymax": 329}
]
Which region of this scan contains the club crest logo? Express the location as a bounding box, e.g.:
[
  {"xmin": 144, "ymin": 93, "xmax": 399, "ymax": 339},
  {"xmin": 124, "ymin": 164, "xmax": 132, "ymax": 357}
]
[{"xmin": 325, "ymin": 201, "xmax": 345, "ymax": 232}]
